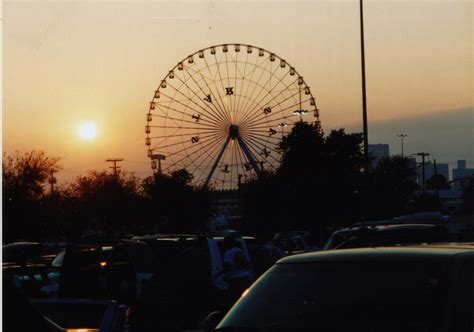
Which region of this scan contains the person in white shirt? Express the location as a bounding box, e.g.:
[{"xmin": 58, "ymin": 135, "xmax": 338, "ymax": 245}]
[{"xmin": 222, "ymin": 236, "xmax": 252, "ymax": 305}]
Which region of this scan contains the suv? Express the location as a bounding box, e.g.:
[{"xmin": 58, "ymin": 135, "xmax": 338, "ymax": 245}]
[
  {"xmin": 217, "ymin": 244, "xmax": 473, "ymax": 331},
  {"xmin": 131, "ymin": 233, "xmax": 254, "ymax": 331},
  {"xmin": 323, "ymin": 224, "xmax": 450, "ymax": 250}
]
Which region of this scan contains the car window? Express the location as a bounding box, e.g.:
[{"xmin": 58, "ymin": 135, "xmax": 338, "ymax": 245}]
[{"xmin": 219, "ymin": 260, "xmax": 451, "ymax": 331}]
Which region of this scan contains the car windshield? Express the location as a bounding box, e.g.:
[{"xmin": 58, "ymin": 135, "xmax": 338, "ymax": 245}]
[{"xmin": 218, "ymin": 260, "xmax": 451, "ymax": 331}]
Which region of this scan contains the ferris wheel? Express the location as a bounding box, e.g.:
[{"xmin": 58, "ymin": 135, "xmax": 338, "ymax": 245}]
[{"xmin": 145, "ymin": 43, "xmax": 320, "ymax": 190}]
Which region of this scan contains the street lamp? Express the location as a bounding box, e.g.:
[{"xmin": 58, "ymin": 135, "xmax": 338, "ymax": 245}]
[
  {"xmin": 278, "ymin": 122, "xmax": 288, "ymax": 136},
  {"xmin": 151, "ymin": 154, "xmax": 166, "ymax": 174},
  {"xmin": 293, "ymin": 109, "xmax": 308, "ymax": 122},
  {"xmin": 396, "ymin": 134, "xmax": 408, "ymax": 156}
]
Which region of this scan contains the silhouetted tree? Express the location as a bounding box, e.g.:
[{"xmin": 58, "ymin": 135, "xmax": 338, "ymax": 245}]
[
  {"xmin": 426, "ymin": 174, "xmax": 451, "ymax": 190},
  {"xmin": 3, "ymin": 150, "xmax": 62, "ymax": 242},
  {"xmin": 241, "ymin": 122, "xmax": 365, "ymax": 238},
  {"xmin": 142, "ymin": 169, "xmax": 210, "ymax": 232},
  {"xmin": 461, "ymin": 176, "xmax": 474, "ymax": 216},
  {"xmin": 368, "ymin": 156, "xmax": 419, "ymax": 218},
  {"xmin": 68, "ymin": 170, "xmax": 142, "ymax": 235}
]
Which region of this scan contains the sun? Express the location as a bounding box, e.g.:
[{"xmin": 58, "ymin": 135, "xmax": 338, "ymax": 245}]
[{"xmin": 78, "ymin": 122, "xmax": 97, "ymax": 140}]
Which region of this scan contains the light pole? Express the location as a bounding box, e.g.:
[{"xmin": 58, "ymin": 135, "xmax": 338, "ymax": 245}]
[
  {"xmin": 416, "ymin": 152, "xmax": 430, "ymax": 194},
  {"xmin": 360, "ymin": 0, "xmax": 369, "ymax": 169},
  {"xmin": 396, "ymin": 134, "xmax": 407, "ymax": 156}
]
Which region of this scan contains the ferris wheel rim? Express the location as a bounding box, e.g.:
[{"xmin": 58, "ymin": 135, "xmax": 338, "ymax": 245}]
[{"xmin": 145, "ymin": 43, "xmax": 320, "ymax": 190}]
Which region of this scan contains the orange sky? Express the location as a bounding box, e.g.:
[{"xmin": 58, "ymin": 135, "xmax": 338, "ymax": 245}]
[{"xmin": 3, "ymin": 0, "xmax": 472, "ymax": 182}]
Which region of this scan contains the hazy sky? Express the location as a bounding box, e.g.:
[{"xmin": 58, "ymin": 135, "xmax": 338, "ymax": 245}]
[{"xmin": 3, "ymin": 0, "xmax": 472, "ymax": 182}]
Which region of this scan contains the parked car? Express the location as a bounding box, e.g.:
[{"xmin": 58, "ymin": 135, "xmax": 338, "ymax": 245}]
[
  {"xmin": 323, "ymin": 223, "xmax": 450, "ymax": 250},
  {"xmin": 3, "ymin": 242, "xmax": 59, "ymax": 265},
  {"xmin": 216, "ymin": 243, "xmax": 473, "ymax": 331},
  {"xmin": 131, "ymin": 233, "xmax": 254, "ymax": 331},
  {"xmin": 32, "ymin": 299, "xmax": 126, "ymax": 332},
  {"xmin": 58, "ymin": 239, "xmax": 155, "ymax": 305},
  {"xmin": 3, "ymin": 262, "xmax": 60, "ymax": 299}
]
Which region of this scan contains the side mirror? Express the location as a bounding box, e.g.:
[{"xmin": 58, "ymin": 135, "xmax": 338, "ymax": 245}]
[{"xmin": 202, "ymin": 311, "xmax": 225, "ymax": 331}]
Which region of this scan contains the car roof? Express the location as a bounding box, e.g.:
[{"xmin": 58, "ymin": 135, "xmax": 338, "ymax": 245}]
[
  {"xmin": 278, "ymin": 244, "xmax": 474, "ymax": 264},
  {"xmin": 333, "ymin": 223, "xmax": 444, "ymax": 234}
]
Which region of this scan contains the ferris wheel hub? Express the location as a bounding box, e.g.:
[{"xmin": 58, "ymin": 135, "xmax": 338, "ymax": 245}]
[{"xmin": 228, "ymin": 124, "xmax": 240, "ymax": 139}]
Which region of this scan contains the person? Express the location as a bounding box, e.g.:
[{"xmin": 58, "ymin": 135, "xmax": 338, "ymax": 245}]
[{"xmin": 222, "ymin": 236, "xmax": 253, "ymax": 306}]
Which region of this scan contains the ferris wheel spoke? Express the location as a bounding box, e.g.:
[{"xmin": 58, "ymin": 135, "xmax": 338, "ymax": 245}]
[
  {"xmin": 148, "ymin": 129, "xmax": 221, "ymax": 140},
  {"xmin": 245, "ymin": 114, "xmax": 299, "ymax": 131},
  {"xmin": 151, "ymin": 131, "xmax": 224, "ymax": 152},
  {"xmin": 241, "ymin": 136, "xmax": 278, "ymax": 172},
  {"xmin": 234, "ymin": 139, "xmax": 249, "ymax": 178},
  {"xmin": 149, "ymin": 124, "xmax": 220, "ymax": 131},
  {"xmin": 199, "ymin": 56, "xmax": 235, "ymax": 122},
  {"xmin": 239, "ymin": 67, "xmax": 292, "ymax": 125},
  {"xmin": 158, "ymin": 91, "xmax": 222, "ymax": 128},
  {"xmin": 179, "ymin": 135, "xmax": 227, "ymax": 179},
  {"xmin": 150, "ymin": 113, "xmax": 217, "ymax": 130},
  {"xmin": 183, "ymin": 65, "xmax": 233, "ymax": 125},
  {"xmin": 173, "ymin": 70, "xmax": 229, "ymax": 125},
  {"xmin": 170, "ymin": 137, "xmax": 227, "ymax": 173},
  {"xmin": 162, "ymin": 133, "xmax": 227, "ymax": 173},
  {"xmin": 237, "ymin": 55, "xmax": 273, "ymax": 118},
  {"xmin": 182, "ymin": 63, "xmax": 234, "ymax": 122},
  {"xmin": 237, "ymin": 58, "xmax": 273, "ymax": 124},
  {"xmin": 234, "ymin": 53, "xmax": 250, "ymax": 123},
  {"xmin": 241, "ymin": 89, "xmax": 303, "ymax": 128},
  {"xmin": 151, "ymin": 132, "xmax": 224, "ymax": 157},
  {"xmin": 239, "ymin": 54, "xmax": 284, "ymax": 123},
  {"xmin": 245, "ymin": 97, "xmax": 313, "ymax": 128},
  {"xmin": 164, "ymin": 81, "xmax": 226, "ymax": 127},
  {"xmin": 239, "ymin": 76, "xmax": 299, "ymax": 127},
  {"xmin": 245, "ymin": 133, "xmax": 281, "ymax": 156},
  {"xmin": 234, "ymin": 56, "xmax": 269, "ymax": 122},
  {"xmin": 193, "ymin": 136, "xmax": 230, "ymax": 187},
  {"xmin": 213, "ymin": 52, "xmax": 234, "ymax": 118},
  {"xmin": 239, "ymin": 60, "xmax": 284, "ymax": 123}
]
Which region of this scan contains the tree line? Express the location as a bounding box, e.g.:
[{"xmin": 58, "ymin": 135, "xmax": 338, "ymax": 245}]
[{"xmin": 3, "ymin": 123, "xmax": 471, "ymax": 242}]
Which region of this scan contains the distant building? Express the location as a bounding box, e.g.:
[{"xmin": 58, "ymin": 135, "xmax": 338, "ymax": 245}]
[
  {"xmin": 452, "ymin": 160, "xmax": 474, "ymax": 190},
  {"xmin": 417, "ymin": 162, "xmax": 449, "ymax": 188},
  {"xmin": 369, "ymin": 144, "xmax": 390, "ymax": 167}
]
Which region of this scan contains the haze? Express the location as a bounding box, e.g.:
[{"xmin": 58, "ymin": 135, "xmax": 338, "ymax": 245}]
[{"xmin": 3, "ymin": 0, "xmax": 472, "ymax": 182}]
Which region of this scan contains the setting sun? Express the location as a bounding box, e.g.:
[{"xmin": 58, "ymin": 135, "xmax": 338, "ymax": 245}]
[{"xmin": 78, "ymin": 123, "xmax": 97, "ymax": 140}]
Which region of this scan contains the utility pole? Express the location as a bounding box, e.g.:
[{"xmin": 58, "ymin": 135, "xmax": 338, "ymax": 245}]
[
  {"xmin": 416, "ymin": 152, "xmax": 430, "ymax": 194},
  {"xmin": 360, "ymin": 0, "xmax": 369, "ymax": 169},
  {"xmin": 105, "ymin": 158, "xmax": 123, "ymax": 176},
  {"xmin": 396, "ymin": 134, "xmax": 407, "ymax": 157},
  {"xmin": 434, "ymin": 159, "xmax": 440, "ymax": 200},
  {"xmin": 49, "ymin": 171, "xmax": 57, "ymax": 195}
]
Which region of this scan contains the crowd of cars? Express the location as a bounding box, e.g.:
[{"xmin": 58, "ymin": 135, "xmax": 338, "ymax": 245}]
[{"xmin": 3, "ymin": 216, "xmax": 473, "ymax": 332}]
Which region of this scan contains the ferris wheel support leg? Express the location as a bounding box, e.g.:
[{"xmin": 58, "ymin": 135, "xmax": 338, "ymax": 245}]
[
  {"xmin": 236, "ymin": 136, "xmax": 263, "ymax": 178},
  {"xmin": 203, "ymin": 136, "xmax": 231, "ymax": 188}
]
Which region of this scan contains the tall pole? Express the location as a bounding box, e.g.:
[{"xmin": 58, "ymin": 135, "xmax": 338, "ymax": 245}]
[
  {"xmin": 416, "ymin": 152, "xmax": 429, "ymax": 194},
  {"xmin": 434, "ymin": 159, "xmax": 439, "ymax": 200},
  {"xmin": 397, "ymin": 134, "xmax": 407, "ymax": 157},
  {"xmin": 105, "ymin": 158, "xmax": 123, "ymax": 176},
  {"xmin": 49, "ymin": 171, "xmax": 57, "ymax": 195},
  {"xmin": 360, "ymin": 0, "xmax": 369, "ymax": 169}
]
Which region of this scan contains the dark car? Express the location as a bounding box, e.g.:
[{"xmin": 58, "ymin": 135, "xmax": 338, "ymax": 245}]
[
  {"xmin": 323, "ymin": 223, "xmax": 451, "ymax": 250},
  {"xmin": 216, "ymin": 244, "xmax": 473, "ymax": 331},
  {"xmin": 32, "ymin": 299, "xmax": 126, "ymax": 332},
  {"xmin": 3, "ymin": 242, "xmax": 59, "ymax": 265},
  {"xmin": 58, "ymin": 240, "xmax": 149, "ymax": 305}
]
